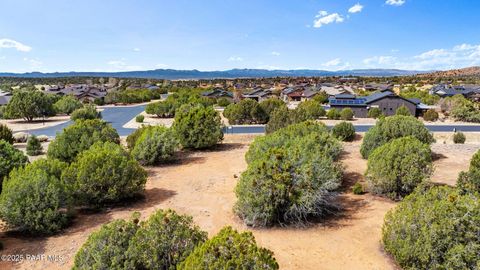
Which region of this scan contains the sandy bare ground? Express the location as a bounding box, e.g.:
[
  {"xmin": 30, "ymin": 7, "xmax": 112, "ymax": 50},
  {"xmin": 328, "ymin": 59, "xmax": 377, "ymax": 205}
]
[
  {"xmin": 0, "ymin": 135, "xmax": 478, "ymax": 270},
  {"xmin": 0, "ymin": 116, "xmax": 70, "ymax": 132},
  {"xmin": 123, "ymin": 112, "xmax": 174, "ymax": 129}
]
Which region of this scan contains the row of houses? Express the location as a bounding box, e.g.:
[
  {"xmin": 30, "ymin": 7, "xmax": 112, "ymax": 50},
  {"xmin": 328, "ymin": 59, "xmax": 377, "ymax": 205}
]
[
  {"xmin": 44, "ymin": 84, "xmax": 108, "ymax": 102},
  {"xmin": 430, "ymin": 84, "xmax": 480, "ymax": 100}
]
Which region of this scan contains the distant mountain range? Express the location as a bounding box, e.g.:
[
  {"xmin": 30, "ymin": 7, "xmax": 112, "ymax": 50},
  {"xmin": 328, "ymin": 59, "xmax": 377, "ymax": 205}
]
[{"xmin": 0, "ymin": 68, "xmax": 429, "ymax": 79}]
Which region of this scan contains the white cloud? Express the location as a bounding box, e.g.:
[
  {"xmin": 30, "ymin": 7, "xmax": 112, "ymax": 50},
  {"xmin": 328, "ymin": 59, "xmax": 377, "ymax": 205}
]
[
  {"xmin": 23, "ymin": 57, "xmax": 42, "ymax": 68},
  {"xmin": 348, "ymin": 3, "xmax": 364, "ymax": 14},
  {"xmin": 323, "ymin": 58, "xmax": 342, "ymax": 67},
  {"xmin": 107, "ymin": 59, "xmax": 142, "ymax": 71},
  {"xmin": 133, "ymin": 48, "xmax": 141, "ymax": 52},
  {"xmin": 271, "ymin": 51, "xmax": 280, "ymax": 56},
  {"xmin": 155, "ymin": 63, "xmax": 168, "ymax": 69},
  {"xmin": 313, "ymin": 11, "xmax": 344, "ymax": 28},
  {"xmin": 228, "ymin": 56, "xmax": 243, "ymax": 62},
  {"xmin": 360, "ymin": 44, "xmax": 480, "ymax": 70},
  {"xmin": 0, "ymin": 38, "xmax": 32, "ymax": 52},
  {"xmin": 363, "ymin": 56, "xmax": 397, "ymax": 66},
  {"xmin": 385, "ymin": 0, "xmax": 406, "ymax": 6},
  {"xmin": 322, "ymin": 58, "xmax": 351, "ymax": 70}
]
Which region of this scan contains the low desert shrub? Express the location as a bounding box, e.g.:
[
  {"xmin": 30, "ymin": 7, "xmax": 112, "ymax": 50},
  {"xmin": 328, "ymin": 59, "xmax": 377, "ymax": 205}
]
[
  {"xmin": 135, "ymin": 114, "xmax": 144, "ymax": 123},
  {"xmin": 145, "ymin": 99, "xmax": 176, "ymax": 118},
  {"xmin": 131, "ymin": 126, "xmax": 178, "ymax": 165},
  {"xmin": 395, "ymin": 105, "xmax": 411, "ymax": 116},
  {"xmin": 326, "ymin": 108, "xmax": 340, "ymax": 119},
  {"xmin": 125, "ymin": 209, "xmax": 207, "ymax": 269},
  {"xmin": 457, "ymin": 149, "xmax": 480, "ymax": 193},
  {"xmin": 223, "ymin": 99, "xmax": 268, "ymax": 124},
  {"xmin": 352, "ymin": 182, "xmax": 364, "ymax": 195},
  {"xmin": 360, "ymin": 115, "xmax": 434, "ymax": 158},
  {"xmin": 47, "ymin": 119, "xmax": 119, "ymax": 163},
  {"xmin": 296, "ymin": 100, "xmax": 325, "ymax": 120},
  {"xmin": 126, "ymin": 125, "xmax": 152, "ymax": 150},
  {"xmin": 178, "ymin": 226, "xmax": 278, "ymax": 270},
  {"xmin": 453, "ymin": 132, "xmax": 466, "ymax": 144},
  {"xmin": 54, "ymin": 95, "xmax": 83, "ymax": 115},
  {"xmin": 340, "ymin": 108, "xmax": 354, "ymax": 120},
  {"xmin": 0, "ymin": 159, "xmax": 70, "ymax": 234},
  {"xmin": 236, "ymin": 121, "xmax": 342, "ymax": 226},
  {"xmin": 382, "ymin": 185, "xmax": 480, "ymax": 269},
  {"xmin": 423, "ymin": 109, "xmax": 439, "ymax": 122},
  {"xmin": 367, "ymin": 107, "xmax": 383, "ymax": 119},
  {"xmin": 331, "ymin": 121, "xmax": 355, "ymax": 142},
  {"xmin": 173, "ymin": 104, "xmax": 223, "ymax": 149},
  {"xmin": 26, "ymin": 135, "xmax": 43, "ymax": 156},
  {"xmin": 70, "ymin": 105, "xmax": 101, "ymax": 121},
  {"xmin": 0, "ymin": 124, "xmax": 14, "ymax": 144},
  {"xmin": 0, "ymin": 140, "xmax": 28, "ymax": 191},
  {"xmin": 73, "ymin": 217, "xmax": 139, "ymax": 270},
  {"xmin": 259, "ymin": 98, "xmax": 286, "ymax": 117},
  {"xmin": 366, "ymin": 137, "xmax": 433, "ymax": 200},
  {"xmin": 216, "ymin": 97, "xmax": 231, "ymax": 107},
  {"xmin": 62, "ymin": 142, "xmax": 147, "ymax": 206}
]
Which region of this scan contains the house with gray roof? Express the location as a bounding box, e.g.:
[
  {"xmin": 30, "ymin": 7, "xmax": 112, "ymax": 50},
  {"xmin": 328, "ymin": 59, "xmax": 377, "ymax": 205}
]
[{"xmin": 329, "ymin": 91, "xmax": 425, "ymax": 118}]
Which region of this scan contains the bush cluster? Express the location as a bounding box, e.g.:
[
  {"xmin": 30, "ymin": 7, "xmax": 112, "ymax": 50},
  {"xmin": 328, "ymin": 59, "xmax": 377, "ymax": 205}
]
[
  {"xmin": 457, "ymin": 149, "xmax": 480, "ymax": 193},
  {"xmin": 453, "ymin": 131, "xmax": 466, "ymax": 144},
  {"xmin": 265, "ymin": 100, "xmax": 324, "ymax": 134},
  {"xmin": 62, "ymin": 142, "xmax": 147, "ymax": 206},
  {"xmin": 236, "ymin": 121, "xmax": 342, "ymax": 226},
  {"xmin": 340, "ymin": 108, "xmax": 354, "ymax": 120},
  {"xmin": 0, "ymin": 124, "xmax": 14, "ymax": 144},
  {"xmin": 326, "ymin": 108, "xmax": 341, "ymax": 119},
  {"xmin": 0, "ymin": 140, "xmax": 28, "ymax": 191},
  {"xmin": 74, "ymin": 210, "xmax": 278, "ymax": 270},
  {"xmin": 382, "ymin": 185, "xmax": 480, "ymax": 269},
  {"xmin": 331, "ymin": 121, "xmax": 355, "ymax": 142},
  {"xmin": 179, "ymin": 226, "xmax": 279, "ymax": 270},
  {"xmin": 360, "ymin": 115, "xmax": 434, "ymax": 158},
  {"xmin": 366, "ymin": 137, "xmax": 433, "ymax": 200},
  {"xmin": 47, "ymin": 119, "xmax": 119, "ymax": 162},
  {"xmin": 0, "ymin": 159, "xmax": 70, "ymax": 234},
  {"xmin": 26, "ymin": 135, "xmax": 43, "ymax": 156},
  {"xmin": 53, "ymin": 95, "xmax": 83, "ymax": 115},
  {"xmin": 223, "ymin": 99, "xmax": 268, "ymax": 124},
  {"xmin": 423, "ymin": 109, "xmax": 439, "ymax": 121},
  {"xmin": 146, "ymin": 90, "xmax": 214, "ymax": 118},
  {"xmin": 135, "ymin": 114, "xmax": 144, "ymax": 123},
  {"xmin": 173, "ymin": 104, "xmax": 223, "ymax": 149},
  {"xmin": 367, "ymin": 107, "xmax": 383, "ymax": 119},
  {"xmin": 442, "ymin": 94, "xmax": 480, "ymax": 122},
  {"xmin": 395, "ymin": 105, "xmax": 412, "ymax": 116},
  {"xmin": 131, "ymin": 126, "xmax": 179, "ymax": 165},
  {"xmin": 70, "ymin": 105, "xmax": 101, "ymax": 121},
  {"xmin": 216, "ymin": 97, "xmax": 232, "ymax": 107},
  {"xmin": 105, "ymin": 88, "xmax": 163, "ymax": 104}
]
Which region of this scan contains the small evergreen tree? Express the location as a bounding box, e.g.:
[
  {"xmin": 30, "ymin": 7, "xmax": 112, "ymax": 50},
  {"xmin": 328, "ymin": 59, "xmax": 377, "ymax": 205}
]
[
  {"xmin": 0, "ymin": 159, "xmax": 70, "ymax": 234},
  {"xmin": 0, "ymin": 140, "xmax": 28, "ymax": 192},
  {"xmin": 131, "ymin": 126, "xmax": 178, "ymax": 165},
  {"xmin": 173, "ymin": 104, "xmax": 223, "ymax": 149},
  {"xmin": 453, "ymin": 132, "xmax": 466, "ymax": 144},
  {"xmin": 395, "ymin": 105, "xmax": 411, "ymax": 116},
  {"xmin": 178, "ymin": 226, "xmax": 279, "ymax": 270},
  {"xmin": 326, "ymin": 108, "xmax": 341, "ymax": 119},
  {"xmin": 62, "ymin": 142, "xmax": 147, "ymax": 206},
  {"xmin": 26, "ymin": 135, "xmax": 43, "ymax": 156},
  {"xmin": 367, "ymin": 107, "xmax": 383, "ymax": 119},
  {"xmin": 70, "ymin": 105, "xmax": 101, "ymax": 121},
  {"xmin": 53, "ymin": 95, "xmax": 83, "ymax": 115},
  {"xmin": 366, "ymin": 137, "xmax": 433, "ymax": 200},
  {"xmin": 340, "ymin": 108, "xmax": 354, "ymax": 120},
  {"xmin": 331, "ymin": 121, "xmax": 356, "ymax": 141},
  {"xmin": 423, "ymin": 109, "xmax": 439, "ymax": 121},
  {"xmin": 0, "ymin": 124, "xmax": 14, "ymax": 144}
]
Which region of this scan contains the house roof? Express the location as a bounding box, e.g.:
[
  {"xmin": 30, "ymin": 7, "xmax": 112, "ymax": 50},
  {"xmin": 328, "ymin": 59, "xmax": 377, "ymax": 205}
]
[{"xmin": 329, "ymin": 91, "xmax": 417, "ymax": 107}]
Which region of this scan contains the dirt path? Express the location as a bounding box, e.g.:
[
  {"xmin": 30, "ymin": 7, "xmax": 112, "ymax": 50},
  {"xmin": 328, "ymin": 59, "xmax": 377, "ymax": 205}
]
[{"xmin": 1, "ymin": 135, "xmax": 477, "ymax": 270}]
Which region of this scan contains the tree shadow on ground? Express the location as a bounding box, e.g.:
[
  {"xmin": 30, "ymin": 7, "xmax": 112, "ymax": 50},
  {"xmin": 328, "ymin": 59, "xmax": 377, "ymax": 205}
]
[{"xmin": 432, "ymin": 152, "xmax": 448, "ymax": 161}]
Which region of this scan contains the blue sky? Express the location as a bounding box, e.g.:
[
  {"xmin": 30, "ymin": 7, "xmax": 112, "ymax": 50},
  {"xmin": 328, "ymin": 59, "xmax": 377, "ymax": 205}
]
[{"xmin": 0, "ymin": 0, "xmax": 479, "ymax": 72}]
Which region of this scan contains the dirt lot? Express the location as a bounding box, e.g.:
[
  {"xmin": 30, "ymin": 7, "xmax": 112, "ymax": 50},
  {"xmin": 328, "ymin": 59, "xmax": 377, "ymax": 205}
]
[{"xmin": 0, "ymin": 134, "xmax": 478, "ymax": 270}]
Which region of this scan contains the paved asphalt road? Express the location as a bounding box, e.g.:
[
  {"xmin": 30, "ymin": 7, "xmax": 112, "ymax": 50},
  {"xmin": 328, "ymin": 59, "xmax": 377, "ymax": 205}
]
[{"xmin": 20, "ymin": 104, "xmax": 480, "ymax": 137}]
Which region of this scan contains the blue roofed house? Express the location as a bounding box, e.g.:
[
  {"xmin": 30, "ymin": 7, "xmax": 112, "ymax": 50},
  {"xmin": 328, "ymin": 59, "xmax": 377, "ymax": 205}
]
[{"xmin": 329, "ymin": 91, "xmax": 427, "ymax": 118}]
